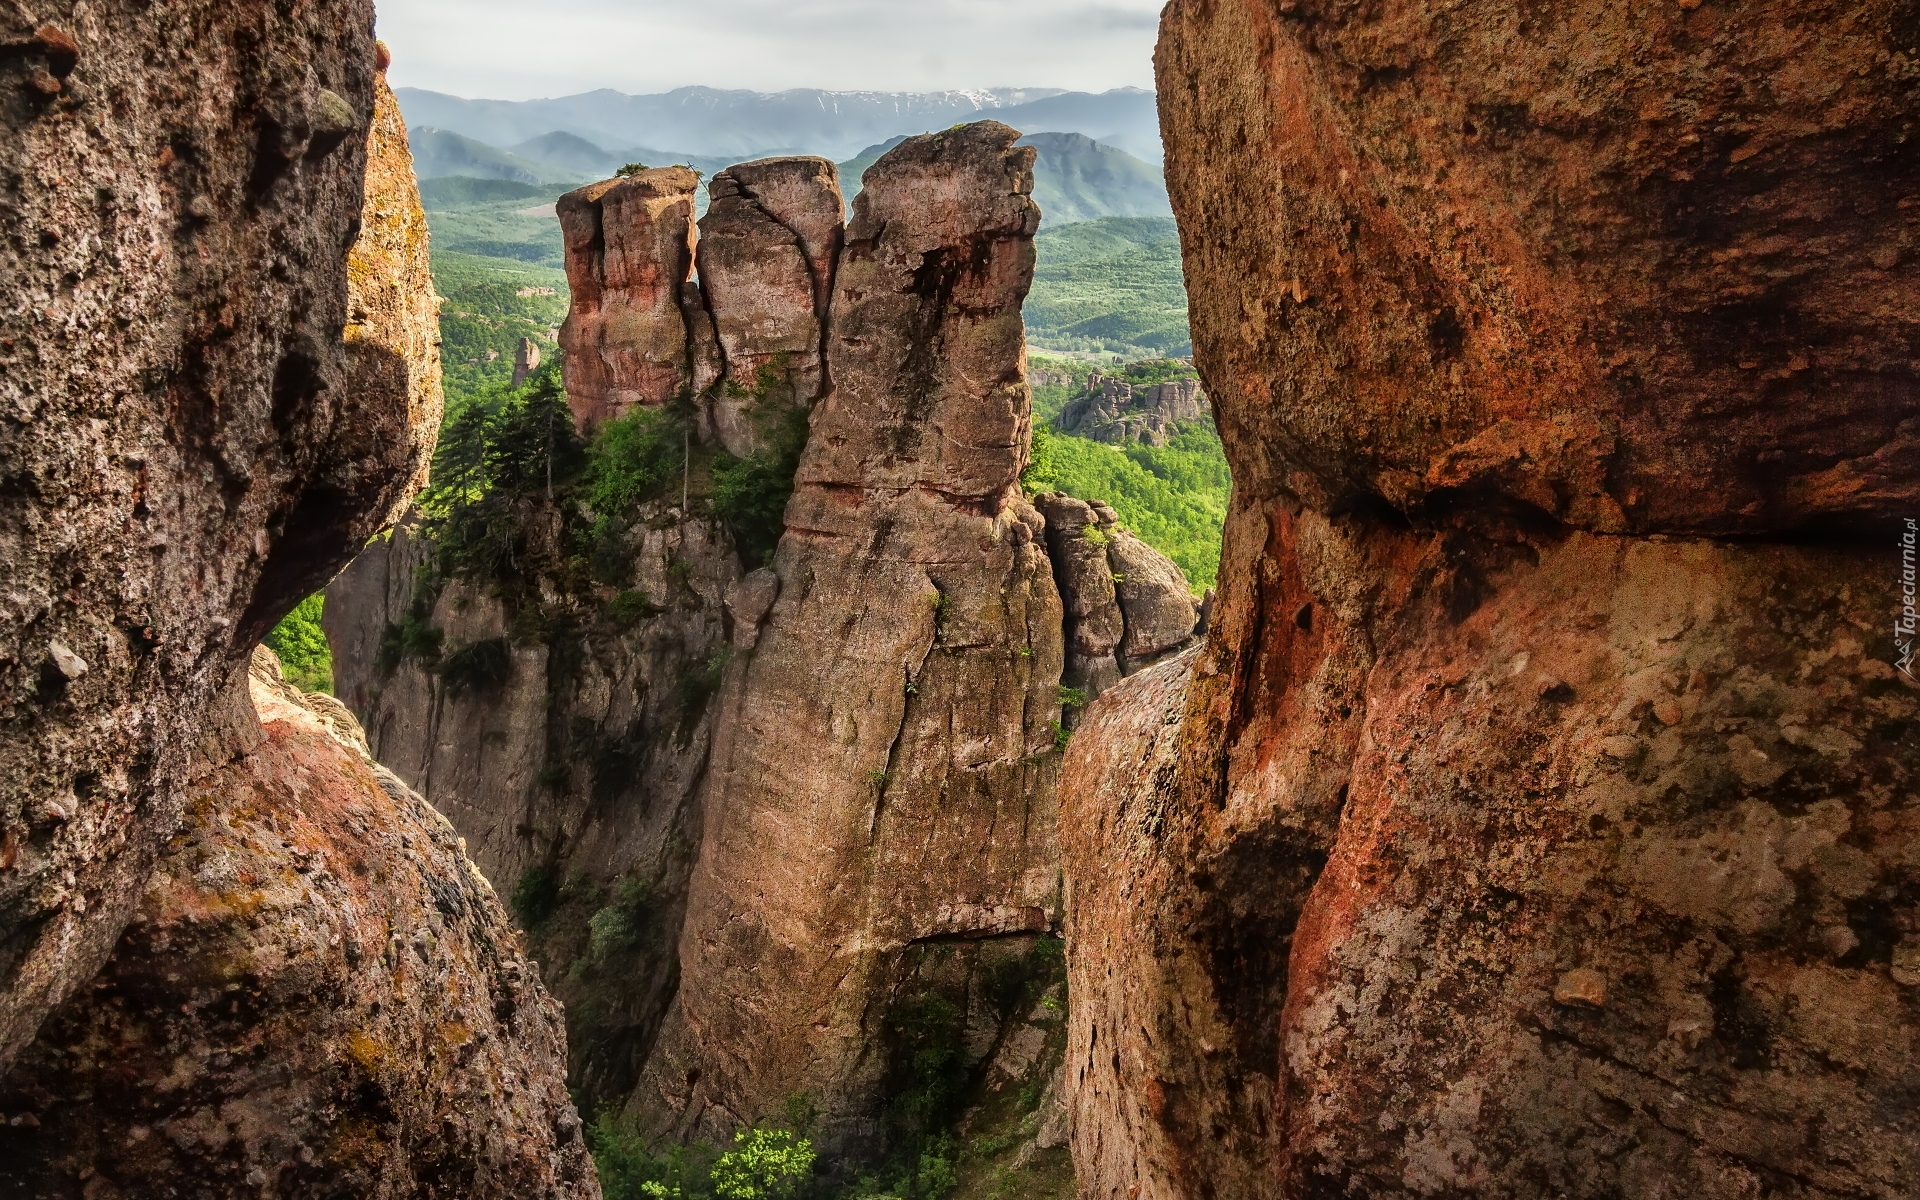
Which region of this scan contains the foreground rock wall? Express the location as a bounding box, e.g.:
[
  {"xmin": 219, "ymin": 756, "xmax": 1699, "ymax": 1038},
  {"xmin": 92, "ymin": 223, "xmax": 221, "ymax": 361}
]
[
  {"xmin": 0, "ymin": 648, "xmax": 598, "ymax": 1198},
  {"xmin": 3, "ymin": 33, "xmax": 592, "ymax": 1196},
  {"xmin": 1062, "ymin": 2, "xmax": 1920, "ymax": 1196},
  {"xmin": 0, "ymin": 0, "xmax": 437, "ymax": 1072}
]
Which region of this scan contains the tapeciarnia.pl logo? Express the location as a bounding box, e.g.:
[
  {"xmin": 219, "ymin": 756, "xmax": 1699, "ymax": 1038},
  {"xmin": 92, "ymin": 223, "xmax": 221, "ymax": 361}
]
[{"xmin": 1900, "ymin": 518, "xmax": 1918, "ymax": 679}]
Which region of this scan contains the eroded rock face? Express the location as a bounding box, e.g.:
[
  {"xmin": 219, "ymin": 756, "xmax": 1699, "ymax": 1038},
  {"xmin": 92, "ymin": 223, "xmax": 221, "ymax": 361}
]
[
  {"xmin": 635, "ymin": 123, "xmax": 1068, "ymax": 1153},
  {"xmin": 695, "ymin": 157, "xmax": 843, "ymax": 456},
  {"xmin": 558, "ymin": 168, "xmax": 702, "ymax": 429},
  {"xmin": 1061, "ymin": 3, "xmax": 1920, "ymax": 1197},
  {"xmin": 0, "ymin": 648, "xmax": 598, "ymax": 1199},
  {"xmin": 1157, "ymin": 0, "xmax": 1918, "ymax": 536},
  {"xmin": 1055, "ymin": 376, "xmax": 1205, "ymax": 447},
  {"xmin": 0, "ymin": 5, "xmax": 434, "ymax": 1071},
  {"xmin": 324, "ymin": 506, "xmax": 740, "ymax": 1110}
]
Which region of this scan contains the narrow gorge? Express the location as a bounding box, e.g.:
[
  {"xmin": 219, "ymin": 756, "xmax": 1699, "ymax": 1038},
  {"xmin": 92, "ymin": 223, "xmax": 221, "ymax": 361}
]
[{"xmin": 323, "ymin": 121, "xmax": 1201, "ymax": 1187}]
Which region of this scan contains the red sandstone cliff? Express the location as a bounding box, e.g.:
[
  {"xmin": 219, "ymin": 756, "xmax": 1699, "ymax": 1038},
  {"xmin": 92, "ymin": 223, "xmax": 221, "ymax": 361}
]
[{"xmin": 1062, "ymin": 2, "xmax": 1920, "ymax": 1196}]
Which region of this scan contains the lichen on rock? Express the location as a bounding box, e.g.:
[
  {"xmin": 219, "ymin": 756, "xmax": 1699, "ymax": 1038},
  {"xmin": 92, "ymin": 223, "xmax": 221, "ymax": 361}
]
[{"xmin": 0, "ymin": 647, "xmax": 598, "ymax": 1199}]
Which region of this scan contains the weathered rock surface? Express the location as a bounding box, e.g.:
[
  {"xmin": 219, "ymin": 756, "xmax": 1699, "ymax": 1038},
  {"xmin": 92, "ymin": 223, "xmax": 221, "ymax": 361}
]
[
  {"xmin": 1156, "ymin": 0, "xmax": 1918, "ymax": 536},
  {"xmin": 325, "ymin": 506, "xmax": 740, "ymax": 1110},
  {"xmin": 558, "ymin": 168, "xmax": 702, "ymax": 428},
  {"xmin": 345, "ymin": 75, "xmax": 445, "ymax": 528},
  {"xmin": 0, "ymin": 5, "xmax": 433, "ymax": 1071},
  {"xmin": 1055, "ymin": 375, "xmax": 1205, "ymax": 446},
  {"xmin": 0, "ymin": 647, "xmax": 599, "ymax": 1198},
  {"xmin": 634, "ymin": 123, "xmax": 1069, "ymax": 1154},
  {"xmin": 1060, "ymin": 2, "xmax": 1920, "ymax": 1197},
  {"xmin": 694, "ymin": 158, "xmax": 843, "ymax": 456},
  {"xmin": 1035, "ymin": 492, "xmax": 1197, "ymax": 703}
]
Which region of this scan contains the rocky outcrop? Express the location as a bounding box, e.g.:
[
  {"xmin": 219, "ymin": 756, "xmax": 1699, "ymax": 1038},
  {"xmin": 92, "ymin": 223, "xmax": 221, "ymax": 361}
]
[
  {"xmin": 513, "ymin": 337, "xmax": 543, "ymax": 387},
  {"xmin": 0, "ymin": 3, "xmax": 436, "ymax": 1072},
  {"xmin": 325, "ymin": 122, "xmax": 1200, "ymax": 1180},
  {"xmin": 694, "ymin": 157, "xmax": 843, "ymax": 456},
  {"xmin": 1062, "ymin": 2, "xmax": 1920, "ymax": 1197},
  {"xmin": 0, "ymin": 647, "xmax": 597, "ymax": 1199},
  {"xmin": 1055, "ymin": 375, "xmax": 1205, "ymax": 446},
  {"xmin": 1035, "ymin": 493, "xmax": 1197, "ymax": 702},
  {"xmin": 558, "ymin": 168, "xmax": 702, "ymax": 428},
  {"xmin": 635, "ymin": 122, "xmax": 1068, "ymax": 1155}
]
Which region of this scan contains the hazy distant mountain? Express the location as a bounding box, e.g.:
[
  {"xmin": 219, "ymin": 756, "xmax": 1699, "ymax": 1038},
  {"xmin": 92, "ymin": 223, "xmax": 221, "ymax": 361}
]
[
  {"xmin": 504, "ymin": 132, "xmax": 737, "ymax": 185},
  {"xmin": 991, "ymin": 90, "xmax": 1163, "ymax": 161},
  {"xmin": 394, "ymin": 85, "xmax": 1156, "ymax": 163},
  {"xmin": 411, "ymin": 127, "xmax": 585, "ymax": 185},
  {"xmin": 1018, "ymin": 133, "xmax": 1171, "ymax": 224}
]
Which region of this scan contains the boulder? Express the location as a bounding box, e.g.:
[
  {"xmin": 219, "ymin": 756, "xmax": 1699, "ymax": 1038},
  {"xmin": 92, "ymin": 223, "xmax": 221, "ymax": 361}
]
[
  {"xmin": 1156, "ymin": 0, "xmax": 1920, "ymax": 536},
  {"xmin": 0, "ymin": 648, "xmax": 598, "ymax": 1198}
]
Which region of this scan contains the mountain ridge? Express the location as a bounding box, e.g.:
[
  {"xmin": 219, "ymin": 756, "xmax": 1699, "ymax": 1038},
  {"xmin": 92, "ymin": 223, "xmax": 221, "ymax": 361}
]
[{"xmin": 396, "ymin": 84, "xmax": 1159, "ymax": 162}]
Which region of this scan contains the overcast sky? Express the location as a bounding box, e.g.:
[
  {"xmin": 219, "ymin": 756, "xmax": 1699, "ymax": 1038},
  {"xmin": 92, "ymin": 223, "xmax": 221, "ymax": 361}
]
[{"xmin": 375, "ymin": 0, "xmax": 1163, "ymax": 100}]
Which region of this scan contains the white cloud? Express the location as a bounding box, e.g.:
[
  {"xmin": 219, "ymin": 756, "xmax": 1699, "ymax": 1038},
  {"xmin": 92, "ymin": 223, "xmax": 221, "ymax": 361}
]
[{"xmin": 376, "ymin": 0, "xmax": 1164, "ymax": 99}]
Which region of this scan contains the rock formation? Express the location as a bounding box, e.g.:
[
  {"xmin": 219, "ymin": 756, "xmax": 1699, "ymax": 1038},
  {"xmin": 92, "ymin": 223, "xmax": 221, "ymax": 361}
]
[
  {"xmin": 3, "ymin": 25, "xmax": 594, "ymax": 1196},
  {"xmin": 693, "ymin": 157, "xmax": 844, "ymax": 456},
  {"xmin": 1036, "ymin": 493, "xmax": 1198, "ymax": 702},
  {"xmin": 0, "ymin": 0, "xmax": 429, "ymax": 1072},
  {"xmin": 1062, "ymin": 1, "xmax": 1920, "ymax": 1196},
  {"xmin": 1055, "ymin": 374, "xmax": 1205, "ymax": 446},
  {"xmin": 513, "ymin": 336, "xmax": 543, "ymax": 387},
  {"xmin": 327, "ymin": 122, "xmax": 1202, "ymax": 1179},
  {"xmin": 0, "ymin": 648, "xmax": 597, "ymax": 1198},
  {"xmin": 558, "ymin": 168, "xmax": 702, "ymax": 429},
  {"xmin": 636, "ymin": 122, "xmax": 1065, "ymax": 1153}
]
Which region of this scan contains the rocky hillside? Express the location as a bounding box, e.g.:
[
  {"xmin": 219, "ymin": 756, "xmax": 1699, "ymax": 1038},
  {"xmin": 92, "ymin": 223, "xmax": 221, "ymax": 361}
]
[
  {"xmin": 1063, "ymin": 1, "xmax": 1920, "ymax": 1196},
  {"xmin": 325, "ymin": 124, "xmax": 1202, "ymax": 1189},
  {"xmin": 1055, "ymin": 373, "xmax": 1204, "ymax": 446},
  {"xmin": 1, "ymin": 14, "xmax": 594, "ymax": 1195}
]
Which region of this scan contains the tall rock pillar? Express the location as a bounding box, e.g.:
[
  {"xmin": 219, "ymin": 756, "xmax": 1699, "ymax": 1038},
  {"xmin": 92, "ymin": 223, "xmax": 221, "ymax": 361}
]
[
  {"xmin": 557, "ymin": 168, "xmax": 701, "ymax": 429},
  {"xmin": 637, "ymin": 122, "xmax": 1067, "ymax": 1154}
]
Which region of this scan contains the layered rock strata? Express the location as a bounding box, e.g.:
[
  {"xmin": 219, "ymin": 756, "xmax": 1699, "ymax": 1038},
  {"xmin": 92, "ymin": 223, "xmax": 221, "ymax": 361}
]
[
  {"xmin": 631, "ymin": 122, "xmax": 1068, "ymax": 1153},
  {"xmin": 1055, "ymin": 375, "xmax": 1205, "ymax": 446},
  {"xmin": 0, "ymin": 648, "xmax": 598, "ymax": 1198},
  {"xmin": 1062, "ymin": 1, "xmax": 1920, "ymax": 1196},
  {"xmin": 0, "ymin": 4, "xmax": 432, "ymax": 1072}
]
